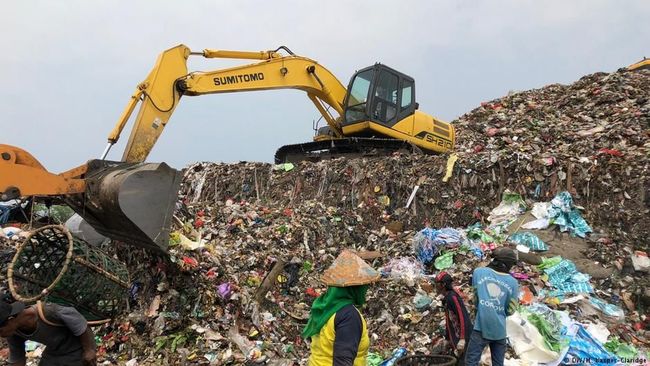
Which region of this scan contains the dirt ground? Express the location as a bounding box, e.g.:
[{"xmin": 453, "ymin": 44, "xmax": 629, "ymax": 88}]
[{"xmin": 507, "ymin": 213, "xmax": 614, "ymax": 279}]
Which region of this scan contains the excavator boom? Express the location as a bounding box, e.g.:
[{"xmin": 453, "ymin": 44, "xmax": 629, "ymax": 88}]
[{"xmin": 108, "ymin": 45, "xmax": 348, "ymax": 163}]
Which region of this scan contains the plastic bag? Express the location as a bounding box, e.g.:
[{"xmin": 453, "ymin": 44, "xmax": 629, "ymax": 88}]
[
  {"xmin": 581, "ymin": 297, "xmax": 625, "ymax": 323},
  {"xmin": 381, "ymin": 257, "xmax": 425, "ymax": 286},
  {"xmin": 525, "ymin": 305, "xmax": 567, "ymax": 352},
  {"xmin": 509, "ymin": 232, "xmax": 549, "ymax": 251},
  {"xmin": 488, "ymin": 190, "xmax": 527, "ymax": 228},
  {"xmin": 548, "ymin": 192, "xmax": 592, "ymax": 238},
  {"xmin": 434, "ymin": 251, "xmax": 454, "ymax": 270},
  {"xmin": 506, "ymin": 311, "xmax": 560, "ymax": 363},
  {"xmin": 413, "ymin": 292, "xmax": 433, "ymax": 311},
  {"xmin": 604, "ymin": 336, "xmax": 638, "ymax": 358},
  {"xmin": 565, "ymin": 324, "xmax": 617, "ymax": 366},
  {"xmin": 413, "ymin": 228, "xmax": 439, "ymax": 265}
]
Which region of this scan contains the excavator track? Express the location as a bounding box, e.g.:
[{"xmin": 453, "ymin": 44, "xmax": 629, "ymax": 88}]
[{"xmin": 274, "ymin": 138, "xmax": 423, "ymax": 164}]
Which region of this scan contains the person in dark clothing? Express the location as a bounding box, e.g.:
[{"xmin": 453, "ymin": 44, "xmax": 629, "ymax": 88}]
[
  {"xmin": 433, "ymin": 271, "xmax": 472, "ymax": 365},
  {"xmin": 0, "ymin": 300, "xmax": 97, "ymax": 366}
]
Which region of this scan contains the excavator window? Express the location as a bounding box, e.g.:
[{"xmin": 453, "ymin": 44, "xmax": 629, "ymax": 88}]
[
  {"xmin": 372, "ymin": 70, "xmax": 399, "ymax": 124},
  {"xmin": 400, "ymin": 80, "xmax": 413, "ymax": 108},
  {"xmin": 345, "ymin": 69, "xmax": 374, "ymax": 123},
  {"xmin": 396, "ymin": 78, "xmax": 416, "ymax": 121}
]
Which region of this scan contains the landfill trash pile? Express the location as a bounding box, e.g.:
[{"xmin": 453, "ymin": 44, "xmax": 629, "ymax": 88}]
[
  {"xmin": 0, "ymin": 69, "xmax": 648, "ymax": 365},
  {"xmin": 80, "ymin": 159, "xmax": 646, "ymax": 364},
  {"xmin": 453, "ymin": 69, "xmax": 650, "ymax": 249}
]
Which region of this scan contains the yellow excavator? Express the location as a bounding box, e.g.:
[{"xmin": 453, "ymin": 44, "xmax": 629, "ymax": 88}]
[
  {"xmin": 0, "ymin": 45, "xmax": 455, "ymax": 252},
  {"xmin": 627, "ymin": 57, "xmax": 649, "ymax": 71}
]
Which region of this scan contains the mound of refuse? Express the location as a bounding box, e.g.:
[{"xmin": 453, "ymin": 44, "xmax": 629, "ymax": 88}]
[
  {"xmin": 0, "ymin": 69, "xmax": 648, "ymax": 365},
  {"xmin": 86, "ymin": 156, "xmax": 647, "ymax": 364},
  {"xmin": 452, "ymin": 69, "xmax": 650, "ymax": 249},
  {"xmin": 454, "ymin": 69, "xmax": 649, "ymax": 159}
]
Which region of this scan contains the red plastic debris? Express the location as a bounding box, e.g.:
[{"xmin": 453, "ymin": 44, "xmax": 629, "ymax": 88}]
[
  {"xmin": 598, "ymin": 148, "xmax": 623, "ymax": 157},
  {"xmin": 519, "ymin": 286, "xmax": 535, "ymax": 305},
  {"xmin": 182, "ymin": 256, "xmax": 198, "ymax": 267},
  {"xmin": 305, "ymin": 287, "xmax": 320, "ymax": 298},
  {"xmin": 194, "ymin": 218, "xmax": 205, "ymax": 228},
  {"xmin": 205, "ymin": 268, "xmax": 217, "ymax": 279}
]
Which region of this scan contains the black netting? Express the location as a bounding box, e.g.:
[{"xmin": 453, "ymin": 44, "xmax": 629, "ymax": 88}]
[{"xmin": 9, "ymin": 225, "xmax": 130, "ymax": 321}]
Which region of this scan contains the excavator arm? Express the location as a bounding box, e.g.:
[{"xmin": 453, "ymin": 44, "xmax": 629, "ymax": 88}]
[
  {"xmin": 105, "ymin": 44, "xmax": 348, "ymax": 163},
  {"xmin": 0, "ymin": 145, "xmax": 86, "ymax": 200}
]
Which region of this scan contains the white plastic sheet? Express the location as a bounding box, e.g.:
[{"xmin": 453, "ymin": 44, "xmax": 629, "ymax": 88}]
[{"xmin": 506, "ymin": 312, "xmax": 561, "ymax": 364}]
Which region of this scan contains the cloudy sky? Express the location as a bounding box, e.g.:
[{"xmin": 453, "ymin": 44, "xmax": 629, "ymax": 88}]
[{"xmin": 1, "ymin": 0, "xmax": 648, "ymax": 172}]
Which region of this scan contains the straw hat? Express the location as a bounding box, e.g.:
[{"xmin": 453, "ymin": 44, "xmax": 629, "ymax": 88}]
[{"xmin": 321, "ymin": 250, "xmax": 380, "ymax": 287}]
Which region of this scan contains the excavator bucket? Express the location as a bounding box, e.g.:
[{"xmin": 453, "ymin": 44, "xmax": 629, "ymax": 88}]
[{"xmin": 66, "ymin": 160, "xmax": 182, "ymax": 253}]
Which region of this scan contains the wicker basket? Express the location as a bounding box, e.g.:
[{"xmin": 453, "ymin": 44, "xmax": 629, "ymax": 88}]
[
  {"xmin": 8, "ymin": 225, "xmax": 130, "ymax": 322},
  {"xmin": 396, "ymin": 355, "xmax": 457, "ymax": 366}
]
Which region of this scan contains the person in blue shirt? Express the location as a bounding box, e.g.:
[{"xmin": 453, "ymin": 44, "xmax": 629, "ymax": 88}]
[{"xmin": 465, "ymin": 248, "xmax": 519, "ymax": 366}]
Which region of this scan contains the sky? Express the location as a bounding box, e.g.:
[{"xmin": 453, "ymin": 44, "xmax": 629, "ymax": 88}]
[{"xmin": 1, "ymin": 0, "xmax": 648, "ymax": 172}]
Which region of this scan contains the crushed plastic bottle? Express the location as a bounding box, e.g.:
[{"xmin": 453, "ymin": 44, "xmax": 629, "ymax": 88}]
[{"xmin": 380, "ymin": 347, "xmax": 408, "ymax": 366}]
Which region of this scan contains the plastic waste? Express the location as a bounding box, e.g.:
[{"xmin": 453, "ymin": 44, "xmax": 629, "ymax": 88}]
[
  {"xmin": 522, "ymin": 218, "xmax": 551, "ymax": 230},
  {"xmin": 380, "ymin": 347, "xmax": 408, "ymax": 366},
  {"xmin": 273, "ymin": 163, "xmax": 295, "ymax": 172},
  {"xmin": 531, "ymin": 202, "xmax": 552, "ymax": 219},
  {"xmin": 604, "ymin": 336, "xmax": 638, "ymax": 358},
  {"xmin": 367, "ymin": 352, "xmax": 384, "ymax": 366},
  {"xmin": 581, "ymin": 296, "xmax": 625, "ymax": 323},
  {"xmin": 548, "ymin": 192, "xmax": 592, "ymax": 238},
  {"xmin": 487, "ymin": 190, "xmax": 527, "ymax": 228},
  {"xmin": 565, "ymin": 324, "xmax": 617, "ymax": 366},
  {"xmin": 434, "ymin": 251, "xmax": 454, "ymax": 270},
  {"xmin": 509, "ymin": 232, "xmax": 549, "ymax": 251},
  {"xmin": 65, "ymin": 213, "xmax": 108, "ymax": 245},
  {"xmin": 413, "ymin": 228, "xmax": 439, "ymax": 264},
  {"xmin": 583, "ymin": 321, "xmax": 610, "ymax": 344},
  {"xmin": 218, "ymin": 282, "xmax": 233, "ymax": 300},
  {"xmin": 25, "ymin": 340, "xmax": 40, "ymax": 352},
  {"xmin": 506, "ymin": 311, "xmax": 560, "ymax": 363},
  {"xmin": 630, "ymin": 251, "xmax": 650, "ymax": 272},
  {"xmin": 1, "ymin": 226, "xmax": 23, "ymax": 239},
  {"xmin": 227, "ymin": 326, "xmax": 257, "ymax": 359},
  {"xmin": 413, "ymin": 292, "xmax": 433, "ymax": 311},
  {"xmin": 381, "ymin": 257, "xmax": 425, "ymax": 287},
  {"xmin": 541, "ymin": 257, "xmax": 593, "ymax": 295}
]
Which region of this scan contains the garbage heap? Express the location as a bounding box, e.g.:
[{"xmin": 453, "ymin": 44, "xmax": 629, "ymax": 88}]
[
  {"xmin": 0, "ymin": 69, "xmax": 648, "ymax": 365},
  {"xmin": 452, "ymin": 69, "xmax": 649, "ymax": 249}
]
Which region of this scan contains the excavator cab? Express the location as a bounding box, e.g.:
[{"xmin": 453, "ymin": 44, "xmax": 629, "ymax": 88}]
[{"xmin": 342, "ymin": 64, "xmax": 417, "ymax": 132}]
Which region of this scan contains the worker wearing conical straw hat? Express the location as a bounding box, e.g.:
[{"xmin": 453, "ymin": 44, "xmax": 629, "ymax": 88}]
[{"xmin": 303, "ymin": 250, "xmax": 380, "ymax": 366}]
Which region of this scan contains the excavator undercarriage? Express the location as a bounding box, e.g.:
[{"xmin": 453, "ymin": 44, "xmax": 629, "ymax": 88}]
[{"xmin": 274, "ymin": 137, "xmax": 423, "ymax": 164}]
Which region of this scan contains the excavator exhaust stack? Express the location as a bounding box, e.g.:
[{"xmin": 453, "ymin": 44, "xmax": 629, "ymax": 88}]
[{"xmin": 66, "ymin": 160, "xmax": 182, "ymax": 253}]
